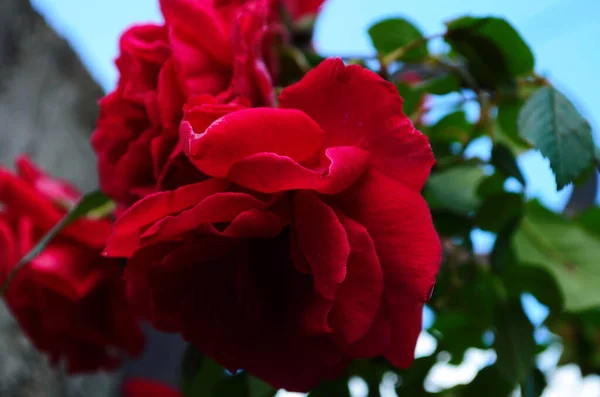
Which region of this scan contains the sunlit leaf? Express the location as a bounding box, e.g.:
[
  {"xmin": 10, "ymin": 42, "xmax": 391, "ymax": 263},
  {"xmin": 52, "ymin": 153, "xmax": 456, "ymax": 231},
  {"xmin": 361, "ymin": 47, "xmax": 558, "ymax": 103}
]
[
  {"xmin": 502, "ymin": 266, "xmax": 563, "ymax": 314},
  {"xmin": 518, "ymin": 86, "xmax": 594, "ymax": 189},
  {"xmin": 514, "ymin": 201, "xmax": 600, "ymax": 311},
  {"xmin": 575, "ymin": 206, "xmax": 600, "ymax": 236},
  {"xmin": 425, "ymin": 165, "xmax": 486, "ymax": 215},
  {"xmin": 368, "ymin": 18, "xmax": 427, "ymax": 61}
]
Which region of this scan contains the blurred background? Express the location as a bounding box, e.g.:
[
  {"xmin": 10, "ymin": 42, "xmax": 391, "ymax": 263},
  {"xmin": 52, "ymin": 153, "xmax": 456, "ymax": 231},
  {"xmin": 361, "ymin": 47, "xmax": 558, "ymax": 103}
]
[{"xmin": 1, "ymin": 0, "xmax": 599, "ymax": 396}]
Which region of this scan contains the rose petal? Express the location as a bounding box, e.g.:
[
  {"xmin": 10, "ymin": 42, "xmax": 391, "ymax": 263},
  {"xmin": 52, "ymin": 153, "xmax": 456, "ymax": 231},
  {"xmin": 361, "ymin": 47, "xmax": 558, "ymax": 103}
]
[
  {"xmin": 210, "ymin": 209, "xmax": 288, "ymax": 238},
  {"xmin": 386, "ymin": 296, "xmax": 424, "ymax": 367},
  {"xmin": 293, "ymin": 191, "xmax": 349, "ymax": 300},
  {"xmin": 160, "ymin": 0, "xmax": 232, "ymax": 66},
  {"xmin": 333, "ymin": 168, "xmax": 441, "ymax": 365},
  {"xmin": 105, "ymin": 179, "xmax": 229, "ymax": 257},
  {"xmin": 15, "ymin": 155, "xmax": 81, "ymax": 204},
  {"xmin": 161, "ymin": 0, "xmax": 232, "ymax": 96},
  {"xmin": 348, "ymin": 307, "xmax": 391, "ymax": 358},
  {"xmin": 100, "ymin": 126, "xmax": 158, "ymax": 203},
  {"xmin": 0, "ymin": 168, "xmax": 109, "ymax": 249},
  {"xmin": 157, "ymin": 59, "xmax": 185, "ymax": 129},
  {"xmin": 279, "ymin": 58, "xmax": 435, "ymax": 191},
  {"xmin": 330, "ymin": 212, "xmax": 383, "ymax": 345},
  {"xmin": 140, "ymin": 192, "xmax": 269, "ymax": 243},
  {"xmin": 0, "ymin": 169, "xmax": 62, "ymax": 229},
  {"xmin": 227, "ymin": 0, "xmax": 274, "ymax": 106},
  {"xmin": 122, "ymin": 378, "xmax": 182, "ymax": 397},
  {"xmin": 29, "ymin": 243, "xmax": 106, "ymax": 301},
  {"xmin": 184, "ymin": 108, "xmax": 325, "ymax": 178},
  {"xmin": 182, "ymin": 97, "xmax": 248, "ymax": 135},
  {"xmin": 119, "ymin": 24, "xmax": 170, "ymax": 65},
  {"xmin": 227, "ymin": 146, "xmax": 369, "ymax": 194}
]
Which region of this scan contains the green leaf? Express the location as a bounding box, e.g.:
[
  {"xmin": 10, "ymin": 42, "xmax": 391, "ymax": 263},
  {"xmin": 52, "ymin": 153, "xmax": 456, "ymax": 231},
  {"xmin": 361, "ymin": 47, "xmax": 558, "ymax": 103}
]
[
  {"xmin": 277, "ymin": 46, "xmax": 311, "ymax": 86},
  {"xmin": 415, "ymin": 73, "xmax": 461, "ymax": 95},
  {"xmin": 476, "ymin": 192, "xmax": 523, "ymax": 232},
  {"xmin": 182, "ymin": 350, "xmax": 226, "ymax": 397},
  {"xmin": 502, "ymin": 266, "xmax": 564, "ymax": 313},
  {"xmin": 216, "ymin": 375, "xmax": 252, "ymax": 397},
  {"xmin": 517, "ymin": 86, "xmax": 594, "ymax": 189},
  {"xmin": 595, "ymin": 146, "xmax": 600, "ymax": 169},
  {"xmin": 491, "ymin": 218, "xmax": 520, "ymax": 273},
  {"xmin": 477, "ymin": 172, "xmax": 506, "ymax": 198},
  {"xmin": 431, "ymin": 211, "xmax": 474, "ymax": 237},
  {"xmin": 0, "ymin": 191, "xmax": 112, "ymax": 296},
  {"xmin": 432, "ymin": 312, "xmax": 486, "ymax": 364},
  {"xmin": 62, "ymin": 190, "xmax": 111, "ymax": 223},
  {"xmin": 496, "ymin": 101, "xmax": 532, "ymax": 154},
  {"xmin": 554, "ymin": 310, "xmax": 600, "ymax": 375},
  {"xmin": 514, "ymin": 201, "xmax": 600, "ymax": 311},
  {"xmin": 181, "ymin": 346, "xmax": 277, "ymax": 397},
  {"xmin": 575, "ymin": 206, "xmax": 600, "ymax": 236},
  {"xmin": 395, "ymin": 355, "xmax": 437, "ymax": 396},
  {"xmin": 428, "ymin": 111, "xmax": 473, "ymax": 143},
  {"xmin": 308, "ymin": 378, "xmax": 351, "ymax": 397},
  {"xmin": 247, "ymin": 377, "xmax": 277, "ymax": 397},
  {"xmin": 462, "ymin": 365, "xmax": 514, "ymax": 397},
  {"xmin": 445, "ymin": 16, "xmax": 534, "ymax": 89},
  {"xmin": 368, "ymin": 18, "xmax": 427, "ymax": 62},
  {"xmin": 348, "ymin": 359, "xmax": 387, "ymax": 397},
  {"xmin": 431, "ymin": 268, "xmax": 498, "ymax": 363},
  {"xmin": 491, "ymin": 143, "xmax": 526, "ymax": 185},
  {"xmin": 395, "ymin": 82, "xmax": 423, "ymax": 115},
  {"xmin": 494, "ymin": 300, "xmax": 536, "ymax": 384},
  {"xmin": 497, "ymin": 101, "xmax": 523, "ymax": 139},
  {"xmin": 521, "ymin": 368, "xmax": 547, "ymax": 397},
  {"xmin": 424, "ymin": 165, "xmax": 486, "ymax": 215}
]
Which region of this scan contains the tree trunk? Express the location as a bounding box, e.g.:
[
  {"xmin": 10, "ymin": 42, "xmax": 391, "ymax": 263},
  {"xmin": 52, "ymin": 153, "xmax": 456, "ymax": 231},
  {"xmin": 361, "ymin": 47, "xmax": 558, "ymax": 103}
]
[{"xmin": 0, "ymin": 1, "xmax": 117, "ymax": 396}]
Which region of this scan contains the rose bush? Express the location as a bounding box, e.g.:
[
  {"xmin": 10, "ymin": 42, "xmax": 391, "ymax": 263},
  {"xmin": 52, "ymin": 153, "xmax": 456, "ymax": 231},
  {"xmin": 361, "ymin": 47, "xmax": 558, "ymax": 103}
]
[
  {"xmin": 2, "ymin": 0, "xmax": 596, "ymax": 395},
  {"xmin": 0, "ymin": 157, "xmax": 143, "ymax": 372},
  {"xmin": 103, "ymin": 58, "xmax": 441, "ymax": 391}
]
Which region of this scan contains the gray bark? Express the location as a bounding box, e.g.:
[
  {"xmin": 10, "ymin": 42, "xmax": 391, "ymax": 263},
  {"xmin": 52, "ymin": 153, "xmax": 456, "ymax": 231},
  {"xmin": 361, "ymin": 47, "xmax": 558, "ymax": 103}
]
[
  {"xmin": 0, "ymin": 1, "xmax": 118, "ymax": 396},
  {"xmin": 0, "ymin": 0, "xmax": 102, "ymax": 191}
]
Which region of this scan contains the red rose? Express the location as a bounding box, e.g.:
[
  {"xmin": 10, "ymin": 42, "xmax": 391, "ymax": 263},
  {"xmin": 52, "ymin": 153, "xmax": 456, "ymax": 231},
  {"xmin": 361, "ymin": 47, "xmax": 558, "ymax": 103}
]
[
  {"xmin": 122, "ymin": 378, "xmax": 181, "ymax": 397},
  {"xmin": 104, "ymin": 59, "xmax": 441, "ymax": 391},
  {"xmin": 160, "ymin": 0, "xmax": 275, "ymax": 105},
  {"xmin": 91, "ymin": 24, "xmax": 199, "ymax": 210},
  {"xmin": 281, "ymin": 0, "xmax": 326, "ymax": 23},
  {"xmin": 92, "ymin": 1, "xmax": 275, "ymax": 210},
  {"xmin": 0, "ymin": 156, "xmax": 143, "ymax": 372}
]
